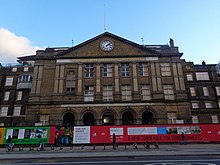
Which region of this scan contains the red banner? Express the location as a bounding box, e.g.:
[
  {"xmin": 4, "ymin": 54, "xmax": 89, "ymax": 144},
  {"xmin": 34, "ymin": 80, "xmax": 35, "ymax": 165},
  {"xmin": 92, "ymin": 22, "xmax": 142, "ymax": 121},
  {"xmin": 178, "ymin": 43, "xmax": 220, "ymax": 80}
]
[{"xmin": 89, "ymin": 124, "xmax": 220, "ymax": 144}]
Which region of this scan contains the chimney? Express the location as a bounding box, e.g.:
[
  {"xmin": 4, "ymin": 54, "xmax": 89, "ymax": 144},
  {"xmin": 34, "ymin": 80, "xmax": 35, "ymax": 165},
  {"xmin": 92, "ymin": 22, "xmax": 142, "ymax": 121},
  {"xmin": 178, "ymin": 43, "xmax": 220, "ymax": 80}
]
[{"xmin": 169, "ymin": 38, "xmax": 174, "ymax": 47}]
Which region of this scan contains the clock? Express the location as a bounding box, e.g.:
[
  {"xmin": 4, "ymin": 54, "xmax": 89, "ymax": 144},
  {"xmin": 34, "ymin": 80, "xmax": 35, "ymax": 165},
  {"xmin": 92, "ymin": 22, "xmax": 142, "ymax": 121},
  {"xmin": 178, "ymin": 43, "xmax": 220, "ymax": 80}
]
[{"xmin": 100, "ymin": 40, "xmax": 114, "ymax": 51}]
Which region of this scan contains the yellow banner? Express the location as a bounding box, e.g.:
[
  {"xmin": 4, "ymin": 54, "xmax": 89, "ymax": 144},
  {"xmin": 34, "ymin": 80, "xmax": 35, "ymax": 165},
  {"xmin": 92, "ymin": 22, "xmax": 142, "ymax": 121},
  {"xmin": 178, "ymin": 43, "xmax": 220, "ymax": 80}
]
[{"xmin": 0, "ymin": 128, "xmax": 6, "ymax": 144}]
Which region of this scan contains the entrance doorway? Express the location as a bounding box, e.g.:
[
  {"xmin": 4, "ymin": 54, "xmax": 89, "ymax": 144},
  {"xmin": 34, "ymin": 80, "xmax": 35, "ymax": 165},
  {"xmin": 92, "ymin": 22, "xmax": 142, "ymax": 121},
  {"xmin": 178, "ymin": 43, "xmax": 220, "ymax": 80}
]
[
  {"xmin": 63, "ymin": 112, "xmax": 75, "ymax": 127},
  {"xmin": 83, "ymin": 112, "xmax": 95, "ymax": 125},
  {"xmin": 122, "ymin": 111, "xmax": 134, "ymax": 125},
  {"xmin": 142, "ymin": 111, "xmax": 155, "ymax": 124}
]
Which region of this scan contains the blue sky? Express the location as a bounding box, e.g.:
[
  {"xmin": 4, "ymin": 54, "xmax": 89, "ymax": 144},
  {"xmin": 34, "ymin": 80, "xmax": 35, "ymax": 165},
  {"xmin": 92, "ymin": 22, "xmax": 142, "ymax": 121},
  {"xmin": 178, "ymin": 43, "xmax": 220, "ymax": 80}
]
[{"xmin": 0, "ymin": 0, "xmax": 219, "ymax": 64}]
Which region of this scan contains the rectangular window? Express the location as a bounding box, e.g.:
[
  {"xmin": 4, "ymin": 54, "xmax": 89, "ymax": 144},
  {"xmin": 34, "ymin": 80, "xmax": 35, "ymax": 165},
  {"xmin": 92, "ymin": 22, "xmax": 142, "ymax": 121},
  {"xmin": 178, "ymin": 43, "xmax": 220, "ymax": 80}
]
[
  {"xmin": 203, "ymin": 87, "xmax": 209, "ymax": 96},
  {"xmin": 5, "ymin": 77, "xmax": 13, "ymax": 86},
  {"xmin": 121, "ymin": 85, "xmax": 132, "ymax": 101},
  {"xmin": 24, "ymin": 66, "xmax": 29, "ymax": 72},
  {"xmin": 40, "ymin": 114, "xmax": 49, "ymax": 126},
  {"xmin": 205, "ymin": 102, "xmax": 213, "ymax": 108},
  {"xmin": 186, "ymin": 74, "xmax": 193, "ymax": 81},
  {"xmin": 12, "ymin": 67, "xmax": 17, "ymax": 72},
  {"xmin": 191, "ymin": 102, "xmax": 199, "ymax": 109},
  {"xmin": 17, "ymin": 91, "xmax": 23, "ymax": 100},
  {"xmin": 195, "ymin": 72, "xmax": 210, "ymax": 81},
  {"xmin": 218, "ymin": 101, "xmax": 220, "ymax": 108},
  {"xmin": 141, "ymin": 85, "xmax": 151, "ymax": 100},
  {"xmin": 216, "ymin": 87, "xmax": 220, "ymax": 96},
  {"xmin": 164, "ymin": 85, "xmax": 174, "ymax": 100},
  {"xmin": 167, "ymin": 112, "xmax": 176, "ymax": 124},
  {"xmin": 84, "ymin": 86, "xmax": 94, "ymax": 101},
  {"xmin": 85, "ymin": 64, "xmax": 94, "ymax": 78},
  {"xmin": 192, "ymin": 116, "xmax": 199, "ymax": 124},
  {"xmin": 139, "ymin": 63, "xmax": 148, "ymax": 76},
  {"xmin": 190, "ymin": 87, "xmax": 196, "ymax": 96},
  {"xmin": 0, "ymin": 107, "xmax": 8, "ymax": 116},
  {"xmin": 161, "ymin": 63, "xmax": 171, "ymax": 76},
  {"xmin": 13, "ymin": 106, "xmax": 21, "ymax": 116},
  {"xmin": 121, "ymin": 63, "xmax": 130, "ymax": 77},
  {"xmin": 4, "ymin": 91, "xmax": 10, "ymax": 101},
  {"xmin": 18, "ymin": 75, "xmax": 32, "ymax": 83},
  {"xmin": 103, "ymin": 86, "xmax": 113, "ymax": 101},
  {"xmin": 211, "ymin": 115, "xmax": 219, "ymax": 124},
  {"xmin": 103, "ymin": 64, "xmax": 112, "ymax": 77},
  {"xmin": 0, "ymin": 123, "xmax": 4, "ymax": 126}
]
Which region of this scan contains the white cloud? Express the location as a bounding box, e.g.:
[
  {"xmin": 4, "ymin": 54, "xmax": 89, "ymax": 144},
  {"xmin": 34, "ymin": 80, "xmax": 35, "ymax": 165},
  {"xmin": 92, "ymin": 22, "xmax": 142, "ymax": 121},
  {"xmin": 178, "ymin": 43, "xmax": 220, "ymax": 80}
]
[{"xmin": 0, "ymin": 28, "xmax": 42, "ymax": 64}]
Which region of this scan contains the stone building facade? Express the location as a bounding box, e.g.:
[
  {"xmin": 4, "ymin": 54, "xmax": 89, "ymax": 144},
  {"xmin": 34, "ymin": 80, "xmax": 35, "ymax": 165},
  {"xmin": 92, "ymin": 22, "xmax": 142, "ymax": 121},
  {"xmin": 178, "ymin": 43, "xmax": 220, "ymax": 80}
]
[
  {"xmin": 18, "ymin": 32, "xmax": 190, "ymax": 126},
  {"xmin": 182, "ymin": 61, "xmax": 220, "ymax": 123},
  {"xmin": 0, "ymin": 64, "xmax": 33, "ymax": 126},
  {"xmin": 1, "ymin": 32, "xmax": 219, "ymax": 127}
]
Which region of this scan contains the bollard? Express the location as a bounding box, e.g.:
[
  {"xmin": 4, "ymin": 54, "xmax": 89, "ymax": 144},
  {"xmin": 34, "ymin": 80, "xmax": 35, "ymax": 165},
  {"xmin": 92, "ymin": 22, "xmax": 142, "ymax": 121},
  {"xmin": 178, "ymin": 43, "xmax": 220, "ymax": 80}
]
[
  {"xmin": 133, "ymin": 142, "xmax": 138, "ymax": 150},
  {"xmin": 144, "ymin": 141, "xmax": 150, "ymax": 149},
  {"xmin": 154, "ymin": 142, "xmax": 159, "ymax": 149},
  {"xmin": 81, "ymin": 145, "xmax": 84, "ymax": 150},
  {"xmin": 124, "ymin": 143, "xmax": 127, "ymax": 150},
  {"xmin": 93, "ymin": 144, "xmax": 96, "ymax": 150},
  {"xmin": 70, "ymin": 144, "xmax": 73, "ymax": 150},
  {"xmin": 29, "ymin": 145, "xmax": 34, "ymax": 151},
  {"xmin": 51, "ymin": 145, "xmax": 54, "ymax": 150},
  {"xmin": 104, "ymin": 144, "xmax": 106, "ymax": 150},
  {"xmin": 60, "ymin": 145, "xmax": 63, "ymax": 150},
  {"xmin": 19, "ymin": 145, "xmax": 24, "ymax": 151}
]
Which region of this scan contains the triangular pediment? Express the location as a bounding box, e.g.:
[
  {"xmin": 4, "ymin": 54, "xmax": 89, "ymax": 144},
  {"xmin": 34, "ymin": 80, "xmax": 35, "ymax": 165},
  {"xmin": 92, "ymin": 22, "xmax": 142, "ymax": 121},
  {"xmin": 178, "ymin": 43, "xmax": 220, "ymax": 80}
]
[{"xmin": 56, "ymin": 32, "xmax": 160, "ymax": 58}]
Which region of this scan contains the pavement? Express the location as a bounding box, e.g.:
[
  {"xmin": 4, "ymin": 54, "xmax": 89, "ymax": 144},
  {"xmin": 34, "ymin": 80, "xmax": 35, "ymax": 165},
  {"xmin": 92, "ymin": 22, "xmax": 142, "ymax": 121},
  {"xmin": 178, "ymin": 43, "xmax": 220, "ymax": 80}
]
[{"xmin": 0, "ymin": 143, "xmax": 220, "ymax": 160}]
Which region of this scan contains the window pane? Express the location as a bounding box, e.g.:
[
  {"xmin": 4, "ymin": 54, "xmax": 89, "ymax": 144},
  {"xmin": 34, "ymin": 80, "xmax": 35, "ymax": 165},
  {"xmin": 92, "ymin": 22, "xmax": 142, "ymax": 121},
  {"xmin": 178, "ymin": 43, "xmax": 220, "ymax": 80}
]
[
  {"xmin": 191, "ymin": 102, "xmax": 199, "ymax": 109},
  {"xmin": 211, "ymin": 115, "xmax": 219, "ymax": 123},
  {"xmin": 0, "ymin": 107, "xmax": 8, "ymax": 116},
  {"xmin": 192, "ymin": 116, "xmax": 199, "ymax": 124},
  {"xmin": 5, "ymin": 77, "xmax": 13, "ymax": 86},
  {"xmin": 196, "ymin": 72, "xmax": 209, "ymax": 80},
  {"xmin": 121, "ymin": 63, "xmax": 130, "ymax": 77},
  {"xmin": 13, "ymin": 106, "xmax": 21, "ymax": 116},
  {"xmin": 216, "ymin": 87, "xmax": 220, "ymax": 96},
  {"xmin": 103, "ymin": 64, "xmax": 112, "ymax": 77},
  {"xmin": 139, "ymin": 63, "xmax": 148, "ymax": 76},
  {"xmin": 121, "ymin": 85, "xmax": 132, "ymax": 101},
  {"xmin": 164, "ymin": 85, "xmax": 174, "ymax": 100},
  {"xmin": 103, "ymin": 85, "xmax": 113, "ymax": 101},
  {"xmin": 4, "ymin": 92, "xmax": 10, "ymax": 101},
  {"xmin": 141, "ymin": 85, "xmax": 151, "ymax": 100},
  {"xmin": 17, "ymin": 91, "xmax": 22, "ymax": 100},
  {"xmin": 205, "ymin": 102, "xmax": 212, "ymax": 108},
  {"xmin": 84, "ymin": 85, "xmax": 94, "ymax": 101},
  {"xmin": 190, "ymin": 87, "xmax": 196, "ymax": 96},
  {"xmin": 186, "ymin": 74, "xmax": 193, "ymax": 81},
  {"xmin": 203, "ymin": 87, "xmax": 209, "ymax": 96},
  {"xmin": 161, "ymin": 63, "xmax": 171, "ymax": 76}
]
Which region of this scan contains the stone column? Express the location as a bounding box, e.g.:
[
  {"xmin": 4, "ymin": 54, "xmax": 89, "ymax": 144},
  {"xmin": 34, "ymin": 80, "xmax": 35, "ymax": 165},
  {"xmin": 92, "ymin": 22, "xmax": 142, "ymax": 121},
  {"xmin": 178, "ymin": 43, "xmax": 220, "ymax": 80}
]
[{"xmin": 132, "ymin": 63, "xmax": 140, "ymax": 101}]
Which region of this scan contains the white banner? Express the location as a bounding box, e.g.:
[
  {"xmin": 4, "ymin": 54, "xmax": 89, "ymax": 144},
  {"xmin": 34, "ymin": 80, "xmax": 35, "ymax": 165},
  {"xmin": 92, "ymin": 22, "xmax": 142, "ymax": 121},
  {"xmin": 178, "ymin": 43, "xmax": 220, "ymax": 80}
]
[
  {"xmin": 128, "ymin": 127, "xmax": 157, "ymax": 135},
  {"xmin": 110, "ymin": 128, "xmax": 123, "ymax": 135},
  {"xmin": 73, "ymin": 126, "xmax": 90, "ymax": 144}
]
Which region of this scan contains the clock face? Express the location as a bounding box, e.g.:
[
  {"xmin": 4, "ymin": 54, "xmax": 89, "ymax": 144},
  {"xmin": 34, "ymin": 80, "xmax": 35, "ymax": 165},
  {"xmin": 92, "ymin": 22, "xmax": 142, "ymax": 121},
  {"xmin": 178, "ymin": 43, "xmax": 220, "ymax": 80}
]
[{"xmin": 100, "ymin": 40, "xmax": 114, "ymax": 51}]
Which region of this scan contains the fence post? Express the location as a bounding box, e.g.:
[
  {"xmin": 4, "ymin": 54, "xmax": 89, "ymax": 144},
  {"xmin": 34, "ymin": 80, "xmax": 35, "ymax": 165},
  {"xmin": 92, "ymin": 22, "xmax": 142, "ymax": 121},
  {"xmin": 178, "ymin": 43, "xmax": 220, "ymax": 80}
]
[
  {"xmin": 104, "ymin": 144, "xmax": 106, "ymax": 150},
  {"xmin": 93, "ymin": 144, "xmax": 96, "ymax": 150}
]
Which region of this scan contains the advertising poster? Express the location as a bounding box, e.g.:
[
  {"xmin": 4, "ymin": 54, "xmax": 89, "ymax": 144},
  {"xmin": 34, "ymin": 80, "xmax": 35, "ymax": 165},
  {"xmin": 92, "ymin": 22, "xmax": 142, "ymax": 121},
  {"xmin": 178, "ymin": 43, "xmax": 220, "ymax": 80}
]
[
  {"xmin": 3, "ymin": 127, "xmax": 51, "ymax": 144},
  {"xmin": 0, "ymin": 128, "xmax": 6, "ymax": 145},
  {"xmin": 73, "ymin": 126, "xmax": 90, "ymax": 144}
]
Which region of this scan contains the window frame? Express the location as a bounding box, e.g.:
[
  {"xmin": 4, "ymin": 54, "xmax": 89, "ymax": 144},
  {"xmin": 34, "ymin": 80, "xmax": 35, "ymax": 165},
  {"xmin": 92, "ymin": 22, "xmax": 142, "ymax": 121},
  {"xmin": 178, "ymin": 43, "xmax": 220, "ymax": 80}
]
[
  {"xmin": 121, "ymin": 85, "xmax": 132, "ymax": 101},
  {"xmin": 121, "ymin": 63, "xmax": 130, "ymax": 77},
  {"xmin": 0, "ymin": 107, "xmax": 8, "ymax": 116},
  {"xmin": 85, "ymin": 64, "xmax": 94, "ymax": 78},
  {"xmin": 195, "ymin": 72, "xmax": 210, "ymax": 81},
  {"xmin": 84, "ymin": 85, "xmax": 94, "ymax": 102},
  {"xmin": 103, "ymin": 85, "xmax": 113, "ymax": 101},
  {"xmin": 103, "ymin": 64, "xmax": 112, "ymax": 77}
]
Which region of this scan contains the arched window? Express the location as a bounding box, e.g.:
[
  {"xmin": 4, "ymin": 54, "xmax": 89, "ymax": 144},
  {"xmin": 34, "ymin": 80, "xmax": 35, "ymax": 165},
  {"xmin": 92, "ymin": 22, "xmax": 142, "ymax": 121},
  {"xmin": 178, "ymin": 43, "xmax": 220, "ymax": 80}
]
[{"xmin": 66, "ymin": 71, "xmax": 76, "ymax": 95}]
